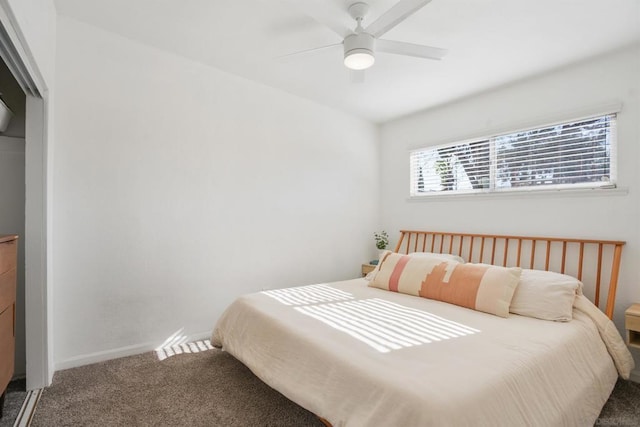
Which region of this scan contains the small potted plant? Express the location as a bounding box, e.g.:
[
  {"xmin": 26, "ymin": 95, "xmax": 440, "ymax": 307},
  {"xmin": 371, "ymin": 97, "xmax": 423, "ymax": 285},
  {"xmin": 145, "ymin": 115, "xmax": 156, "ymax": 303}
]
[
  {"xmin": 374, "ymin": 230, "xmax": 389, "ymax": 250},
  {"xmin": 374, "ymin": 231, "xmax": 389, "ymax": 261}
]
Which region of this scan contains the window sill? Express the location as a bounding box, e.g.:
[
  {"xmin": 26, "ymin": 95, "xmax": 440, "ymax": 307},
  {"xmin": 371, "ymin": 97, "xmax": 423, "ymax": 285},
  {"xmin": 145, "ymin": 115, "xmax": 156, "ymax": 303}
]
[{"xmin": 407, "ymin": 186, "xmax": 629, "ymax": 202}]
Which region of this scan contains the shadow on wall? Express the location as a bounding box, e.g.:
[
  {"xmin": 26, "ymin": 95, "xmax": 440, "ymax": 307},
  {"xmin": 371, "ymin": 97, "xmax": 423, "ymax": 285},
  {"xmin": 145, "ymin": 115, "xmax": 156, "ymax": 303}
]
[{"xmin": 0, "ymin": 58, "xmax": 25, "ymax": 138}]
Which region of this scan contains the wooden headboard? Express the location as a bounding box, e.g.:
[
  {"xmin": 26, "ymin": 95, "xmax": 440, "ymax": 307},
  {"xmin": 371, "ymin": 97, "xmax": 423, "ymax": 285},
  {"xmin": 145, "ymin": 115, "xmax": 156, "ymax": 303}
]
[{"xmin": 394, "ymin": 230, "xmax": 625, "ymax": 319}]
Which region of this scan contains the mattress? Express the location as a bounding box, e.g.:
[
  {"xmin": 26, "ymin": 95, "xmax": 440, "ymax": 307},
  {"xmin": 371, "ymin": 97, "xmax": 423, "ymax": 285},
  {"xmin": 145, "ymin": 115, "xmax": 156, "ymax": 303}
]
[{"xmin": 212, "ymin": 278, "xmax": 624, "ymax": 426}]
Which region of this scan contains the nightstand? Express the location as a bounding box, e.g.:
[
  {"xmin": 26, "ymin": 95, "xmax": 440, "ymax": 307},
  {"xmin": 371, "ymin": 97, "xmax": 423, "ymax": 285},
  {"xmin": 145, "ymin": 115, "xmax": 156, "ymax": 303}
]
[
  {"xmin": 361, "ymin": 264, "xmax": 376, "ymax": 277},
  {"xmin": 625, "ymin": 304, "xmax": 640, "ymax": 348}
]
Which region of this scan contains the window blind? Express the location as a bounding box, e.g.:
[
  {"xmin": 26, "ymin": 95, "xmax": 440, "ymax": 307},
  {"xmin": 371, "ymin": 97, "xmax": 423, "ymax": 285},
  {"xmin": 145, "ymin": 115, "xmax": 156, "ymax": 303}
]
[{"xmin": 410, "ymin": 114, "xmax": 616, "ymax": 196}]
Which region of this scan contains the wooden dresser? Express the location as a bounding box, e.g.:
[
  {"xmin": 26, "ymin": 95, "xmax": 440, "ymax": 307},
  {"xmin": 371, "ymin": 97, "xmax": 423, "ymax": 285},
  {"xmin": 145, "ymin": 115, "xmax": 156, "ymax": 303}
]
[{"xmin": 0, "ymin": 235, "xmax": 17, "ymax": 418}]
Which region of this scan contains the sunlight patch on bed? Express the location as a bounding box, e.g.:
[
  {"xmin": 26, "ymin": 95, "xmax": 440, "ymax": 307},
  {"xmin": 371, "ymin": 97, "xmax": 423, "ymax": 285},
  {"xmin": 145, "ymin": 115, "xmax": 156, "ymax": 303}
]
[
  {"xmin": 295, "ymin": 298, "xmax": 480, "ymax": 353},
  {"xmin": 262, "ymin": 284, "xmax": 353, "ymax": 306},
  {"xmin": 155, "ymin": 339, "xmax": 214, "ymax": 361}
]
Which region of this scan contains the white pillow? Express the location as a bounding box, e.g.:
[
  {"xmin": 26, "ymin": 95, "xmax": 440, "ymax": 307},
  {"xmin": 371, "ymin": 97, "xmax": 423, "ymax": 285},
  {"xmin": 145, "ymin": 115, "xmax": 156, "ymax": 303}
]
[
  {"xmin": 408, "ymin": 252, "xmax": 465, "ymax": 264},
  {"xmin": 364, "ymin": 251, "xmax": 465, "ymax": 281},
  {"xmin": 510, "ymin": 269, "xmax": 583, "ymax": 321}
]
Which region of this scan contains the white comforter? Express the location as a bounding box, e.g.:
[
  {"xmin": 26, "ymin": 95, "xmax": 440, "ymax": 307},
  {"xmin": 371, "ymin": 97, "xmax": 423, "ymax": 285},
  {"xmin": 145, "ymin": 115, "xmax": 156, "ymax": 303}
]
[{"xmin": 212, "ymin": 278, "xmax": 631, "ymax": 427}]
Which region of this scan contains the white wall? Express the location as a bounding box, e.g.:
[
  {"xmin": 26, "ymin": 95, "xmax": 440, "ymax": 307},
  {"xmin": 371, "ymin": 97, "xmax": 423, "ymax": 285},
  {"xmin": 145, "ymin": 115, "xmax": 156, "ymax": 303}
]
[
  {"xmin": 5, "ymin": 0, "xmax": 57, "ymax": 87},
  {"xmin": 0, "ymin": 136, "xmax": 25, "ymax": 376},
  {"xmin": 380, "ymin": 44, "xmax": 640, "ymax": 376},
  {"xmin": 52, "ymin": 16, "xmax": 379, "ymax": 368}
]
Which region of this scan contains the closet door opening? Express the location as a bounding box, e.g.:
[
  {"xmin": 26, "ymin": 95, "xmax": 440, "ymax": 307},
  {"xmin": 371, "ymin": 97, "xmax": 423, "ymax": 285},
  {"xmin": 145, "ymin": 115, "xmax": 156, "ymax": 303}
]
[
  {"xmin": 0, "ymin": 8, "xmax": 51, "ymax": 390},
  {"xmin": 0, "ymin": 52, "xmax": 26, "ymax": 385}
]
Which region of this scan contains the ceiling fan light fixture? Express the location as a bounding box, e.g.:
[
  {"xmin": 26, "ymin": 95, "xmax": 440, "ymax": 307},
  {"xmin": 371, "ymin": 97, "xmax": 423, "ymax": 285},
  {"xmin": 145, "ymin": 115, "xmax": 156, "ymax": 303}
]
[
  {"xmin": 343, "ymin": 32, "xmax": 376, "ymax": 70},
  {"xmin": 344, "ymin": 49, "xmax": 375, "ymax": 70},
  {"xmin": 281, "ymin": 2, "xmax": 447, "ymax": 73}
]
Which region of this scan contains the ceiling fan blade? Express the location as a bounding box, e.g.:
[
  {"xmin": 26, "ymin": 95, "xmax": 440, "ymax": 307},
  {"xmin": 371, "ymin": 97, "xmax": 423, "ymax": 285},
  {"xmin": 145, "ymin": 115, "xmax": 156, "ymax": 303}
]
[
  {"xmin": 349, "ymin": 70, "xmax": 366, "ymax": 84},
  {"xmin": 365, "ymin": 0, "xmax": 433, "ymax": 38},
  {"xmin": 281, "ymin": 0, "xmax": 352, "ymax": 38},
  {"xmin": 377, "ymin": 39, "xmax": 447, "ymax": 60},
  {"xmin": 277, "ymin": 43, "xmax": 342, "ymax": 62}
]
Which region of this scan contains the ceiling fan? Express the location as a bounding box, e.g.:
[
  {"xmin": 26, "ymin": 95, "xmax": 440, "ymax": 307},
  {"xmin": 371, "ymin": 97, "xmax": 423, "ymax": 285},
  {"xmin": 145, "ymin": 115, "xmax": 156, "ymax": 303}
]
[{"xmin": 280, "ymin": 0, "xmax": 447, "ymax": 71}]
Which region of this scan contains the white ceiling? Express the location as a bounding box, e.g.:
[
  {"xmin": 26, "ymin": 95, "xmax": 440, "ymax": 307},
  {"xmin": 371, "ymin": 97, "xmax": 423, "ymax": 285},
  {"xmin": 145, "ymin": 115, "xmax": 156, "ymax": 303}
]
[{"xmin": 54, "ymin": 0, "xmax": 640, "ymax": 123}]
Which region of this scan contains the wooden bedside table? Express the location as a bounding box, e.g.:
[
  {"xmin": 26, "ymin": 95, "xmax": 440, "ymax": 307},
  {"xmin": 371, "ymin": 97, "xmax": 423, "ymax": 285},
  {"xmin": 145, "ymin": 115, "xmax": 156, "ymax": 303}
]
[
  {"xmin": 625, "ymin": 304, "xmax": 640, "ymax": 348},
  {"xmin": 361, "ymin": 264, "xmax": 376, "ymax": 277}
]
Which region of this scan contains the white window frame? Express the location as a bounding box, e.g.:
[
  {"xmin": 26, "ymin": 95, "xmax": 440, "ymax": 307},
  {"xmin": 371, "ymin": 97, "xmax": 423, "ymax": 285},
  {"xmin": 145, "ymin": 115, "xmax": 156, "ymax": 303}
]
[{"xmin": 409, "ymin": 112, "xmax": 618, "ymax": 198}]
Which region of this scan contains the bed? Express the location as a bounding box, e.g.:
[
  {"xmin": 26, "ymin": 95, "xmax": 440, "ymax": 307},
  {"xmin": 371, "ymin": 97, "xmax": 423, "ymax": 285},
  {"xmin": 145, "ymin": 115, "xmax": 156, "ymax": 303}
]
[{"xmin": 211, "ymin": 230, "xmax": 634, "ymax": 426}]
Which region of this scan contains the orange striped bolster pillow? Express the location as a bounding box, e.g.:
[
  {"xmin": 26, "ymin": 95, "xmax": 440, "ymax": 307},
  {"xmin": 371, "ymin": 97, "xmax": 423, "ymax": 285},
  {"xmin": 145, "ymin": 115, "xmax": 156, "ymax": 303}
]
[{"xmin": 370, "ymin": 253, "xmax": 521, "ymax": 317}]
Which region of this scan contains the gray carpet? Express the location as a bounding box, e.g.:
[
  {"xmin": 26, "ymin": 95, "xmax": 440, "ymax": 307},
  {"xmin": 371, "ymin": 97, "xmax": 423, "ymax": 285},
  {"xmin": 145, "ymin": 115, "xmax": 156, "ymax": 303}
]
[
  {"xmin": 31, "ymin": 348, "xmax": 323, "ymax": 427},
  {"xmin": 0, "ymin": 378, "xmax": 27, "ymax": 427},
  {"xmin": 30, "ymin": 347, "xmax": 640, "ymax": 426},
  {"xmin": 598, "ymin": 379, "xmax": 640, "ymax": 426}
]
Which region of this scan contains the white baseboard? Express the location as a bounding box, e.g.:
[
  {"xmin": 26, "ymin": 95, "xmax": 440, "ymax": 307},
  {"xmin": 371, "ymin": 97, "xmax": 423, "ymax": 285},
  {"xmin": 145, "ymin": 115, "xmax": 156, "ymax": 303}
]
[{"xmin": 54, "ymin": 331, "xmax": 211, "ymax": 372}]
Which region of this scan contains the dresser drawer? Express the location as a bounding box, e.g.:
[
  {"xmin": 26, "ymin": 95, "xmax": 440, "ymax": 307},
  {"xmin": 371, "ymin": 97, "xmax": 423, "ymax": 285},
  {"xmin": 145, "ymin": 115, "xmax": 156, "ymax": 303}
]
[
  {"xmin": 0, "ymin": 269, "xmax": 16, "ymax": 313},
  {"xmin": 0, "ymin": 305, "xmax": 15, "ymax": 392},
  {"xmin": 0, "ymin": 238, "xmax": 17, "ymax": 275}
]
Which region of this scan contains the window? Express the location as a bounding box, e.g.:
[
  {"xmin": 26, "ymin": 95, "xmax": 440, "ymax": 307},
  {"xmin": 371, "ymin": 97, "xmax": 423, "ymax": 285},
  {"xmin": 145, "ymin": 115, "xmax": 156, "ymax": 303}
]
[{"xmin": 410, "ymin": 114, "xmax": 616, "ymax": 196}]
